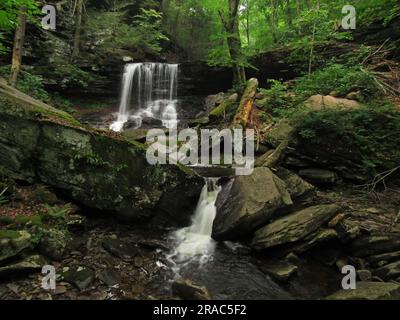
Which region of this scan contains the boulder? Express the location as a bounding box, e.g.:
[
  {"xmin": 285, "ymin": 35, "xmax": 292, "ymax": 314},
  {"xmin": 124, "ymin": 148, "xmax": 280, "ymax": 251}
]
[
  {"xmin": 252, "ymin": 205, "xmax": 341, "ymax": 251},
  {"xmin": 298, "ymin": 169, "xmax": 338, "ymax": 185},
  {"xmin": 141, "ymin": 117, "xmax": 163, "ymax": 127},
  {"xmin": 0, "ymin": 80, "xmax": 203, "ymax": 221},
  {"xmin": 265, "ymin": 119, "xmax": 295, "ymax": 148},
  {"xmin": 208, "ymin": 93, "xmax": 239, "ymax": 122},
  {"xmin": 39, "ymin": 228, "xmax": 72, "ymax": 261},
  {"xmin": 325, "ymin": 282, "xmax": 400, "ymax": 300},
  {"xmin": 0, "ymin": 255, "xmax": 45, "ymax": 278},
  {"xmin": 0, "ymin": 230, "xmax": 32, "ymax": 263},
  {"xmin": 347, "ymin": 234, "xmax": 400, "ymax": 257},
  {"xmin": 259, "ymin": 260, "xmax": 298, "ymax": 282},
  {"xmin": 374, "ymin": 261, "xmax": 400, "ymax": 281},
  {"xmin": 172, "ymin": 279, "xmax": 211, "ymax": 300},
  {"xmin": 60, "ymin": 266, "xmax": 95, "ymax": 291},
  {"xmin": 102, "ymin": 237, "xmax": 142, "ymax": 261},
  {"xmin": 205, "ymin": 92, "xmax": 226, "ymax": 111},
  {"xmin": 275, "ymin": 167, "xmax": 315, "ymax": 201},
  {"xmin": 212, "ymin": 167, "xmax": 293, "ymax": 241},
  {"xmin": 305, "ymin": 95, "xmax": 361, "ymax": 111},
  {"xmin": 282, "ymin": 228, "xmax": 338, "ymax": 256}
]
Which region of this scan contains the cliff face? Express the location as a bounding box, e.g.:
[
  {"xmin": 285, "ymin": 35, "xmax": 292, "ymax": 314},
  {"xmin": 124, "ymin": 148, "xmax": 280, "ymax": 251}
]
[{"xmin": 0, "ymin": 78, "xmax": 203, "ymax": 221}]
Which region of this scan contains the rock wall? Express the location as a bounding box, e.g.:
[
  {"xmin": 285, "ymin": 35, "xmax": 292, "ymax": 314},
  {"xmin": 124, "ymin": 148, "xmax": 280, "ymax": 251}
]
[{"xmin": 0, "ymin": 79, "xmax": 203, "ymax": 221}]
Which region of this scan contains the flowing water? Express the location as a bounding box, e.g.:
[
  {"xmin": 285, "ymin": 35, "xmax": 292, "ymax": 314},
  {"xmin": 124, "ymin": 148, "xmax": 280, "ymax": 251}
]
[
  {"xmin": 110, "ymin": 63, "xmax": 179, "ymax": 132},
  {"xmin": 167, "ymin": 178, "xmax": 221, "ymax": 275}
]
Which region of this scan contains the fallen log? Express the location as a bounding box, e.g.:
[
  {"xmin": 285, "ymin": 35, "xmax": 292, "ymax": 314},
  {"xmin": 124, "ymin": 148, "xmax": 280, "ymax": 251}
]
[
  {"xmin": 231, "ymin": 78, "xmax": 259, "ymax": 128},
  {"xmin": 209, "ymin": 93, "xmax": 239, "ymax": 122}
]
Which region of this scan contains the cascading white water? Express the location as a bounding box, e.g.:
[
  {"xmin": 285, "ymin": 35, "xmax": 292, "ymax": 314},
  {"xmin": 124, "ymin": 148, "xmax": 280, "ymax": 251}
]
[
  {"xmin": 167, "ymin": 178, "xmax": 221, "ymax": 271},
  {"xmin": 110, "ymin": 63, "xmax": 179, "ymax": 132}
]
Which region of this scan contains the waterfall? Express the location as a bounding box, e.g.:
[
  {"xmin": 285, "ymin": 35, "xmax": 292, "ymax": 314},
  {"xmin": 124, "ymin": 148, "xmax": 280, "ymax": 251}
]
[
  {"xmin": 167, "ymin": 178, "xmax": 221, "ymax": 270},
  {"xmin": 110, "ymin": 63, "xmax": 179, "ymax": 132}
]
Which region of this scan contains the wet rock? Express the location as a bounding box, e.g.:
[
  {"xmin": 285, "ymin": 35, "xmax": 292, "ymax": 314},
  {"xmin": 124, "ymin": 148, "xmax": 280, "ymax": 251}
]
[
  {"xmin": 275, "ymin": 167, "xmax": 315, "ymax": 201},
  {"xmin": 137, "ymin": 239, "xmax": 171, "ymax": 252},
  {"xmin": 172, "ymin": 279, "xmax": 211, "ymax": 300},
  {"xmin": 358, "ymin": 270, "xmax": 372, "ymax": 282},
  {"xmin": 134, "ymin": 257, "xmax": 144, "ymax": 268},
  {"xmin": 367, "ymin": 251, "xmax": 400, "ymax": 268},
  {"xmin": 313, "ymin": 247, "xmax": 341, "ymax": 267},
  {"xmin": 285, "ymin": 253, "xmax": 301, "ymax": 264},
  {"xmin": 98, "ymin": 268, "xmax": 120, "ymax": 286},
  {"xmin": 39, "ymin": 228, "xmax": 72, "ymax": 261},
  {"xmin": 60, "ymin": 266, "xmax": 95, "ymax": 291},
  {"xmin": 0, "ymin": 255, "xmax": 45, "ymax": 278},
  {"xmin": 347, "ymin": 234, "xmax": 400, "ymax": 257},
  {"xmin": 212, "ymin": 167, "xmax": 293, "ymax": 241},
  {"xmin": 325, "ymin": 282, "xmax": 400, "ymax": 300},
  {"xmin": 252, "ymin": 205, "xmax": 341, "ymax": 251},
  {"xmin": 0, "ymin": 230, "xmax": 32, "ymax": 263},
  {"xmin": 260, "ymin": 260, "xmax": 298, "ymax": 282},
  {"xmin": 102, "ymin": 238, "xmax": 141, "ymax": 261},
  {"xmin": 374, "ymin": 261, "xmax": 400, "ymax": 281},
  {"xmin": 141, "ymin": 117, "xmax": 163, "ymax": 127},
  {"xmin": 298, "ymin": 169, "xmax": 338, "ymax": 185}
]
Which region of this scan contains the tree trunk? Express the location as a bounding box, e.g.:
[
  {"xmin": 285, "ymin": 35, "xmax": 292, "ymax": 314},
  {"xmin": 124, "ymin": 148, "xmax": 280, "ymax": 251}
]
[
  {"xmin": 219, "ymin": 0, "xmax": 247, "ymax": 86},
  {"xmin": 308, "ymin": 0, "xmax": 320, "ymax": 75},
  {"xmin": 72, "ymin": 0, "xmax": 83, "ymax": 59},
  {"xmin": 9, "ymin": 7, "xmax": 27, "ymax": 87}
]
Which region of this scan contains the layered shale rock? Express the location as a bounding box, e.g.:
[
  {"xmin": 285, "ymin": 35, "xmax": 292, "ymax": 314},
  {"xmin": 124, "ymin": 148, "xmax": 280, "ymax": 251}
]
[{"xmin": 0, "ymin": 79, "xmax": 203, "ymax": 221}]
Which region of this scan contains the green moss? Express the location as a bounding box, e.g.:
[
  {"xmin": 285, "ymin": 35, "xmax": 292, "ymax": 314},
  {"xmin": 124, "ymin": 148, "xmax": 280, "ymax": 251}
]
[
  {"xmin": 0, "ymin": 230, "xmax": 21, "ymax": 239},
  {"xmin": 14, "ymin": 214, "xmax": 44, "ymax": 227}
]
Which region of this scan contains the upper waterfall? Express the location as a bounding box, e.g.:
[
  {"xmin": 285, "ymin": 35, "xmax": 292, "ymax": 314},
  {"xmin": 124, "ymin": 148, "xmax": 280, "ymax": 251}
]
[{"xmin": 110, "ymin": 63, "xmax": 179, "ymax": 132}]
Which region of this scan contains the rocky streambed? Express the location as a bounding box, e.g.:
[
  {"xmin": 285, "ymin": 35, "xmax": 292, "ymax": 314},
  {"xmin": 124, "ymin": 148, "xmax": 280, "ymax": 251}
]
[{"xmin": 1, "ymin": 78, "xmax": 400, "ymax": 300}]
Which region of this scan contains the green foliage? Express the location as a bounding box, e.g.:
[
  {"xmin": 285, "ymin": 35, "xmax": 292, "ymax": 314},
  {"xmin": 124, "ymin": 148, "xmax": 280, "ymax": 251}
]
[
  {"xmin": 0, "ymin": 66, "xmax": 49, "ymax": 101},
  {"xmin": 14, "ymin": 214, "xmax": 43, "ymax": 227},
  {"xmin": 0, "ymin": 0, "xmax": 39, "ymax": 53},
  {"xmin": 0, "ymin": 187, "xmax": 8, "ymax": 205},
  {"xmin": 0, "ymin": 229, "xmax": 21, "ymax": 239},
  {"xmin": 52, "ymin": 62, "xmax": 92, "ymax": 89},
  {"xmin": 260, "ymin": 63, "xmax": 381, "ymax": 118},
  {"xmin": 294, "ymin": 63, "xmax": 379, "ymax": 99},
  {"xmin": 86, "ymin": 8, "xmax": 168, "ymax": 57},
  {"xmin": 30, "ymin": 229, "xmax": 44, "ymax": 247},
  {"xmin": 43, "ymin": 204, "xmax": 72, "ymax": 221},
  {"xmin": 133, "ymin": 9, "xmax": 169, "ymax": 54},
  {"xmin": 17, "ymin": 71, "xmax": 49, "ymax": 101},
  {"xmin": 293, "ymin": 103, "xmax": 400, "ymax": 171}
]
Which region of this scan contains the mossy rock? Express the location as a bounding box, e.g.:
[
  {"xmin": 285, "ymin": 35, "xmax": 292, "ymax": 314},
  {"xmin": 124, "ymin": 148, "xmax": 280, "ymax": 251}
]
[
  {"xmin": 0, "ymin": 230, "xmax": 32, "ymax": 263},
  {"xmin": 0, "ymin": 78, "xmax": 203, "ymax": 222}
]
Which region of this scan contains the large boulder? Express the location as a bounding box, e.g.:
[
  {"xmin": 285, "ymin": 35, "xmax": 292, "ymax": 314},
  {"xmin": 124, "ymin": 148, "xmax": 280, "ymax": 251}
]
[
  {"xmin": 212, "ymin": 167, "xmax": 293, "ymax": 241},
  {"xmin": 0, "ymin": 79, "xmax": 203, "ymax": 221},
  {"xmin": 305, "ymin": 95, "xmax": 361, "ymax": 111},
  {"xmin": 252, "ymin": 204, "xmax": 341, "ymax": 251}
]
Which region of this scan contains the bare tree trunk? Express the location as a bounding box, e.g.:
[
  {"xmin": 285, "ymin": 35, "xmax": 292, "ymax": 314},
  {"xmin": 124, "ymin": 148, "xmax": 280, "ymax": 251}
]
[
  {"xmin": 308, "ymin": 0, "xmax": 320, "ymax": 75},
  {"xmin": 9, "ymin": 7, "xmax": 27, "ymax": 87},
  {"xmin": 219, "ymin": 0, "xmax": 247, "ymax": 86},
  {"xmin": 72, "ymin": 0, "xmax": 83, "ymax": 59}
]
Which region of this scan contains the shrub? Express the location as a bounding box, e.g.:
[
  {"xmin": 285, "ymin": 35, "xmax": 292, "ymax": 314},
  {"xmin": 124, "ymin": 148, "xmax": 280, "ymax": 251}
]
[
  {"xmin": 292, "ymin": 102, "xmax": 400, "ymax": 172},
  {"xmin": 294, "ymin": 63, "xmax": 379, "ymax": 99}
]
